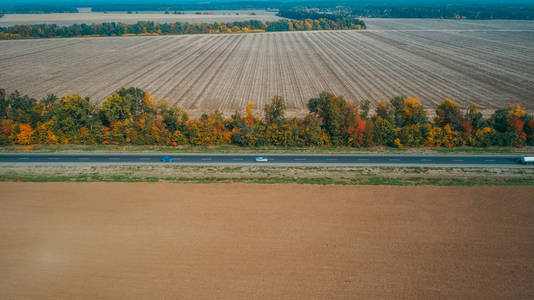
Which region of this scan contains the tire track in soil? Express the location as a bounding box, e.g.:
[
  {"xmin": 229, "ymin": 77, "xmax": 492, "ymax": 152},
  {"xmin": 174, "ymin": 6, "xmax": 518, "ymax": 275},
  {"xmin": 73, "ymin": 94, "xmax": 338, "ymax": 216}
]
[
  {"xmin": 159, "ymin": 35, "xmax": 228, "ymax": 103},
  {"xmin": 165, "ymin": 35, "xmax": 235, "ymax": 108},
  {"xmin": 366, "ymin": 31, "xmax": 533, "ymax": 108},
  {"xmin": 189, "ymin": 35, "xmax": 244, "ymax": 109},
  {"xmin": 300, "ymin": 32, "xmax": 361, "ymax": 100}
]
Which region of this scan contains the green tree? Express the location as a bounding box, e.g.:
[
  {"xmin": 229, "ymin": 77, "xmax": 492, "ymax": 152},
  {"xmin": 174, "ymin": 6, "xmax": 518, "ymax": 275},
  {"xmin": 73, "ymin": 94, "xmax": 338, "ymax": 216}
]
[
  {"xmin": 360, "ymin": 99, "xmax": 371, "ymax": 119},
  {"xmin": 466, "ymin": 104, "xmax": 484, "ymax": 130},
  {"xmin": 300, "ymin": 115, "xmax": 323, "ymax": 146},
  {"xmin": 51, "ymin": 94, "xmax": 95, "ymax": 142},
  {"xmin": 403, "ymin": 97, "xmax": 427, "ymax": 126},
  {"xmin": 308, "ymin": 91, "xmax": 349, "ymax": 144},
  {"xmin": 373, "ymin": 117, "xmax": 395, "ymax": 146},
  {"xmin": 264, "ymin": 95, "xmax": 286, "ymax": 125},
  {"xmin": 7, "ymin": 90, "xmax": 38, "ymax": 124},
  {"xmin": 389, "ymin": 96, "xmax": 405, "ymax": 127},
  {"xmin": 435, "ymin": 98, "xmax": 463, "ymax": 130},
  {"xmin": 0, "ymin": 88, "xmax": 7, "ymax": 119},
  {"xmin": 101, "ymin": 93, "xmax": 133, "ymax": 124}
]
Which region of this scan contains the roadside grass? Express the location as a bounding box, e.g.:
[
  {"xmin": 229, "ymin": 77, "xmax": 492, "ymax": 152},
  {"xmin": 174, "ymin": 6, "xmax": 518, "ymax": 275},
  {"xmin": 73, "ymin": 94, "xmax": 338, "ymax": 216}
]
[
  {"xmin": 0, "ymin": 144, "xmax": 532, "ymax": 155},
  {"xmin": 1, "ymin": 165, "xmax": 532, "ymax": 186}
]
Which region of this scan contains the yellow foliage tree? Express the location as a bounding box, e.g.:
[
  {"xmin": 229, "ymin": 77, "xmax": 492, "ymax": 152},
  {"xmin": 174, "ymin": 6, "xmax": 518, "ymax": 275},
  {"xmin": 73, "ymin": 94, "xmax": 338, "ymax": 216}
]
[
  {"xmin": 245, "ymin": 102, "xmax": 256, "ymax": 125},
  {"xmin": 508, "ymin": 104, "xmax": 526, "ymax": 118},
  {"xmin": 16, "ymin": 124, "xmax": 33, "ymax": 145}
]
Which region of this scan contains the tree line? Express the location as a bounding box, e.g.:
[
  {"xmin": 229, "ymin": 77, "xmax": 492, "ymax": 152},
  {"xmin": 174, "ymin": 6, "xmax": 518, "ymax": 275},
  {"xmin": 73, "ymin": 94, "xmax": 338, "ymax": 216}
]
[
  {"xmin": 277, "ymin": 10, "xmax": 366, "ymax": 29},
  {"xmin": 348, "ymin": 4, "xmax": 534, "ymax": 20},
  {"xmin": 2, "ymin": 2, "xmax": 533, "ymax": 20},
  {"xmin": 1, "ymin": 88, "xmax": 533, "ymax": 148},
  {"xmin": 0, "ymin": 16, "xmax": 365, "ymax": 40}
]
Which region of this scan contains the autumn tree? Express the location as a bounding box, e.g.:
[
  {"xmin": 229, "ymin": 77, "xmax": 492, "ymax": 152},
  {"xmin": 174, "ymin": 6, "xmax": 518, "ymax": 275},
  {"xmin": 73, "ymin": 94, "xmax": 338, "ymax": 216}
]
[
  {"xmin": 101, "ymin": 93, "xmax": 133, "ymax": 124},
  {"xmin": 525, "ymin": 118, "xmax": 534, "ymax": 146},
  {"xmin": 299, "ymin": 115, "xmax": 324, "ymax": 146},
  {"xmin": 465, "ymin": 104, "xmax": 484, "ymax": 130},
  {"xmin": 32, "ymin": 120, "xmax": 58, "ymax": 144},
  {"xmin": 245, "ymin": 102, "xmax": 256, "ymax": 126},
  {"xmin": 15, "ymin": 123, "xmax": 33, "ymax": 145},
  {"xmin": 117, "ymin": 87, "xmax": 147, "ymax": 117},
  {"xmin": 264, "ymin": 95, "xmax": 286, "ymax": 125},
  {"xmin": 162, "ymin": 105, "xmax": 188, "ymax": 133},
  {"xmin": 403, "ymin": 97, "xmax": 427, "ymax": 126},
  {"xmin": 51, "ymin": 94, "xmax": 95, "ymax": 143},
  {"xmin": 375, "ymin": 100, "xmax": 392, "ymax": 121},
  {"xmin": 435, "ymin": 98, "xmax": 463, "ymax": 130}
]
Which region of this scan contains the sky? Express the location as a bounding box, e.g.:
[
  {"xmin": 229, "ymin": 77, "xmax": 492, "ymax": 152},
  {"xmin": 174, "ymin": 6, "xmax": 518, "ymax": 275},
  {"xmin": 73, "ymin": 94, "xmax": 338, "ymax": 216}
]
[{"xmin": 2, "ymin": 0, "xmax": 534, "ymax": 6}]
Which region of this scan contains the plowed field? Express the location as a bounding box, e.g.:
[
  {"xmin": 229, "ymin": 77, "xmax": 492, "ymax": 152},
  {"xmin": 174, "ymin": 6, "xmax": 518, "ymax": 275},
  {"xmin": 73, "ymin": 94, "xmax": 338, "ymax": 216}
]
[{"xmin": 1, "ymin": 19, "xmax": 533, "ymax": 116}]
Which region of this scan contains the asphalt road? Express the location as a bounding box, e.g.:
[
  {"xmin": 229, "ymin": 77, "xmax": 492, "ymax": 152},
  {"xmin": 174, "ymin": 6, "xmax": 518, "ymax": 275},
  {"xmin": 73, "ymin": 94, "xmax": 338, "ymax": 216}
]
[{"xmin": 0, "ymin": 153, "xmax": 528, "ymax": 167}]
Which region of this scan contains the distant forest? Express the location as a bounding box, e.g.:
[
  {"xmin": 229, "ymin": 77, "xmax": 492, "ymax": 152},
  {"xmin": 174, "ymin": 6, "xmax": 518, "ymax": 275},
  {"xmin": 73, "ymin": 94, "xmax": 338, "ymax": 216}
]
[
  {"xmin": 1, "ymin": 87, "xmax": 533, "ymax": 148},
  {"xmin": 1, "ymin": 2, "xmax": 534, "ymax": 20},
  {"xmin": 349, "ymin": 4, "xmax": 534, "ymax": 19}
]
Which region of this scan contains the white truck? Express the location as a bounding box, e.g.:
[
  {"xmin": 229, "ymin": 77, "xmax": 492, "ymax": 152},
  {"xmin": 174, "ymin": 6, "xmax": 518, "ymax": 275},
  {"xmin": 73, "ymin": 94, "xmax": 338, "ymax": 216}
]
[{"xmin": 519, "ymin": 156, "xmax": 534, "ymax": 165}]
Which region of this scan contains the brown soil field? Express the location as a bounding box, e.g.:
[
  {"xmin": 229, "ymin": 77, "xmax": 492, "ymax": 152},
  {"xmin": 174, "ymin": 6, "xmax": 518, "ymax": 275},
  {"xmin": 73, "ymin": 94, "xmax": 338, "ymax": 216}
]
[
  {"xmin": 1, "ymin": 19, "xmax": 533, "ymax": 117},
  {"xmin": 1, "ymin": 183, "xmax": 533, "ymax": 299}
]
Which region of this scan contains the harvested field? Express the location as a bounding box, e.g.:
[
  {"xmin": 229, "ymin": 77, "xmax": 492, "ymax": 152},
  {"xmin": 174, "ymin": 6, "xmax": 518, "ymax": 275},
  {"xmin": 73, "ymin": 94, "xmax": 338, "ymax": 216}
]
[
  {"xmin": 0, "ymin": 183, "xmax": 533, "ymax": 299},
  {"xmin": 0, "ymin": 10, "xmax": 281, "ymax": 26},
  {"xmin": 1, "ymin": 19, "xmax": 533, "ymax": 116}
]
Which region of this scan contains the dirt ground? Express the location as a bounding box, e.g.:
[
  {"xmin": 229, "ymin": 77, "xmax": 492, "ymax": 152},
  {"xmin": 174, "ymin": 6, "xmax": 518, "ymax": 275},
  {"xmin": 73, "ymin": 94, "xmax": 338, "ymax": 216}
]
[{"xmin": 0, "ymin": 183, "xmax": 533, "ymax": 299}]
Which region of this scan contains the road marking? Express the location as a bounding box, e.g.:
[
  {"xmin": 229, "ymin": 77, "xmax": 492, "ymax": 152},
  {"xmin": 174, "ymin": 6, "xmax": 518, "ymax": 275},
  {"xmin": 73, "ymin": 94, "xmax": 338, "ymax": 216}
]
[
  {"xmin": 232, "ymin": 158, "xmax": 243, "ymax": 161},
  {"xmin": 109, "ymin": 158, "xmax": 120, "ymax": 160},
  {"xmin": 48, "ymin": 158, "xmax": 59, "ymax": 160},
  {"xmin": 421, "ymin": 159, "xmax": 432, "ymax": 162},
  {"xmin": 18, "ymin": 157, "xmax": 29, "ymax": 160},
  {"xmin": 326, "ymin": 159, "xmax": 337, "ymax": 161},
  {"xmin": 453, "ymin": 159, "xmax": 464, "ymax": 162},
  {"xmin": 357, "ymin": 158, "xmax": 369, "ymax": 161},
  {"xmin": 294, "ymin": 158, "xmax": 306, "ymax": 161},
  {"xmin": 140, "ymin": 158, "xmax": 150, "ymax": 160},
  {"xmin": 389, "ymin": 159, "xmax": 400, "ymax": 161},
  {"xmin": 485, "ymin": 159, "xmax": 496, "ymax": 162},
  {"xmin": 201, "ymin": 158, "xmax": 212, "ymax": 161},
  {"xmin": 79, "ymin": 158, "xmax": 89, "ymax": 160}
]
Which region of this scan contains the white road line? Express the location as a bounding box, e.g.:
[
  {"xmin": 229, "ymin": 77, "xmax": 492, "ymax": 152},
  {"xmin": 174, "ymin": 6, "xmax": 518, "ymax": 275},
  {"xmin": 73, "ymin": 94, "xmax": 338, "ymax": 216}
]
[
  {"xmin": 201, "ymin": 158, "xmax": 212, "ymax": 161},
  {"xmin": 294, "ymin": 158, "xmax": 306, "ymax": 161},
  {"xmin": 79, "ymin": 158, "xmax": 89, "ymax": 160},
  {"xmin": 109, "ymin": 158, "xmax": 120, "ymax": 160},
  {"xmin": 421, "ymin": 159, "xmax": 432, "ymax": 162},
  {"xmin": 389, "ymin": 159, "xmax": 400, "ymax": 161},
  {"xmin": 357, "ymin": 158, "xmax": 369, "ymax": 161},
  {"xmin": 485, "ymin": 159, "xmax": 496, "ymax": 162},
  {"xmin": 232, "ymin": 158, "xmax": 243, "ymax": 161},
  {"xmin": 326, "ymin": 159, "xmax": 337, "ymax": 161},
  {"xmin": 453, "ymin": 159, "xmax": 464, "ymax": 162},
  {"xmin": 48, "ymin": 158, "xmax": 59, "ymax": 160},
  {"xmin": 18, "ymin": 158, "xmax": 29, "ymax": 160},
  {"xmin": 140, "ymin": 158, "xmax": 150, "ymax": 160}
]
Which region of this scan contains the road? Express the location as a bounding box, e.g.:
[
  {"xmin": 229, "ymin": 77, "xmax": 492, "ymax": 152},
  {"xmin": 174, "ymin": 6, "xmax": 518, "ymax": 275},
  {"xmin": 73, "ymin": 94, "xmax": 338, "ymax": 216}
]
[{"xmin": 0, "ymin": 153, "xmax": 528, "ymax": 167}]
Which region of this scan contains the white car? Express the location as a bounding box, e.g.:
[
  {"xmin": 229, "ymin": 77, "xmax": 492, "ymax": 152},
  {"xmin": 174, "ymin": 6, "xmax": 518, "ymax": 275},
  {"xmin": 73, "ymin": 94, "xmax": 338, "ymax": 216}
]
[{"xmin": 255, "ymin": 156, "xmax": 269, "ymax": 162}]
